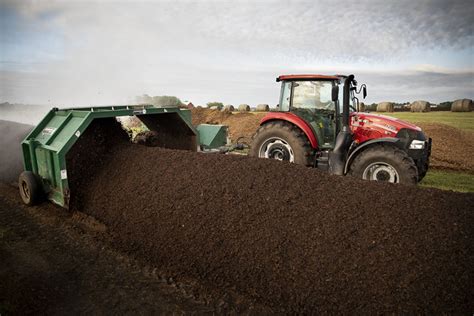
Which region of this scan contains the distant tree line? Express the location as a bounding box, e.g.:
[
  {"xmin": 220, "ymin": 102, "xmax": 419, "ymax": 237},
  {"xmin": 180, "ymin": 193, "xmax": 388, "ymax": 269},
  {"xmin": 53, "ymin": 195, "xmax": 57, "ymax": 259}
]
[
  {"xmin": 365, "ymin": 101, "xmax": 453, "ymax": 112},
  {"xmin": 436, "ymin": 102, "xmax": 452, "ymax": 111}
]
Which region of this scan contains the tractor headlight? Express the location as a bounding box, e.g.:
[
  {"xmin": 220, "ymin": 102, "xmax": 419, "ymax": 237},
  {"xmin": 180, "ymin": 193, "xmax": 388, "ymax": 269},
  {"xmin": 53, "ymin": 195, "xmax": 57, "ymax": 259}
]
[{"xmin": 409, "ymin": 139, "xmax": 425, "ymax": 150}]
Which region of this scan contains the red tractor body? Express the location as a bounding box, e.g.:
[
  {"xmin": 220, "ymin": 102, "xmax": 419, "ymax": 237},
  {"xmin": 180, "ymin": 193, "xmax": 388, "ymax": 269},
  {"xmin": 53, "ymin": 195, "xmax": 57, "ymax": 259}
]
[
  {"xmin": 350, "ymin": 112, "xmax": 421, "ymax": 143},
  {"xmin": 250, "ymin": 74, "xmax": 432, "ymax": 184},
  {"xmin": 261, "ymin": 111, "xmax": 422, "ymax": 149},
  {"xmin": 260, "ymin": 112, "xmax": 319, "ymax": 148}
]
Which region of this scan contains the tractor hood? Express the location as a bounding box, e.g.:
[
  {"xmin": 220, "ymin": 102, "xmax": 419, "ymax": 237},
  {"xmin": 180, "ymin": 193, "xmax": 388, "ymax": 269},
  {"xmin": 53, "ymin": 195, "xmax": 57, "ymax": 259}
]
[
  {"xmin": 353, "ymin": 113, "xmax": 421, "ymax": 131},
  {"xmin": 350, "ymin": 112, "xmax": 422, "ymax": 143}
]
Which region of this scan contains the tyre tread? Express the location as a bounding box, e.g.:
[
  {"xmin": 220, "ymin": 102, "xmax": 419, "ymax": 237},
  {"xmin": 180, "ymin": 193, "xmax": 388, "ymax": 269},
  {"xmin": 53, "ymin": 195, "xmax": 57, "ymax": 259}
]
[
  {"xmin": 250, "ymin": 121, "xmax": 314, "ymax": 166},
  {"xmin": 349, "ymin": 144, "xmax": 418, "ymax": 184}
]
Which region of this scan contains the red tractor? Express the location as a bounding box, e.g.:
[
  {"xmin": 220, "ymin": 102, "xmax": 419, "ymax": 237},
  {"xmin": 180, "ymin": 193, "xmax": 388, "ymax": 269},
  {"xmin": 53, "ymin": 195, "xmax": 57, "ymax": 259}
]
[{"xmin": 250, "ymin": 74, "xmax": 431, "ymax": 184}]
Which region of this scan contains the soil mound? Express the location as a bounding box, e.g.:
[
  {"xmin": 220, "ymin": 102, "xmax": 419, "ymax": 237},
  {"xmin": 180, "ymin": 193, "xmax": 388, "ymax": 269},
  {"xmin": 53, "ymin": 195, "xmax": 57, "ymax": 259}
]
[
  {"xmin": 68, "ymin": 120, "xmax": 474, "ymax": 313},
  {"xmin": 191, "ymin": 108, "xmax": 264, "ymax": 143},
  {"xmin": 66, "ymin": 118, "xmax": 129, "ymax": 209},
  {"xmin": 418, "ymin": 123, "xmax": 474, "ymax": 173},
  {"xmin": 191, "ymin": 107, "xmax": 232, "ymax": 125}
]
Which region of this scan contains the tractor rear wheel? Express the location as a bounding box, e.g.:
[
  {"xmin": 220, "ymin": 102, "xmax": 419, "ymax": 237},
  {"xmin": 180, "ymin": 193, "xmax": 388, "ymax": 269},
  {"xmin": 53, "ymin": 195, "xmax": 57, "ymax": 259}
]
[
  {"xmin": 249, "ymin": 121, "xmax": 314, "ymax": 166},
  {"xmin": 18, "ymin": 171, "xmax": 43, "ymax": 205},
  {"xmin": 349, "ymin": 144, "xmax": 418, "ymax": 185}
]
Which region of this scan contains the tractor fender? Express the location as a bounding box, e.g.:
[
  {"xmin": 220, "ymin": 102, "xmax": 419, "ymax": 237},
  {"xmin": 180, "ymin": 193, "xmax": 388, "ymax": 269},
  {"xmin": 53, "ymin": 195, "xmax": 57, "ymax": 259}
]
[
  {"xmin": 344, "ymin": 137, "xmax": 403, "ymax": 174},
  {"xmin": 260, "ymin": 113, "xmax": 318, "ymax": 148}
]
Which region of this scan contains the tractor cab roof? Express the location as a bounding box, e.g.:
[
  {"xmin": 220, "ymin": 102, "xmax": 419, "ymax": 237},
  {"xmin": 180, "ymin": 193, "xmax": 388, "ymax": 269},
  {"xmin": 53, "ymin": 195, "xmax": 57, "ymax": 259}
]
[{"xmin": 276, "ymin": 74, "xmax": 344, "ymax": 82}]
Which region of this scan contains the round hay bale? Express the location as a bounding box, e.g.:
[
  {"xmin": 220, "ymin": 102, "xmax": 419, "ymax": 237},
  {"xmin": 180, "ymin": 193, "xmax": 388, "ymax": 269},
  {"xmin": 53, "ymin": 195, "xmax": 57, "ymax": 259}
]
[
  {"xmin": 376, "ymin": 102, "xmax": 394, "ymax": 112},
  {"xmin": 410, "ymin": 100, "xmax": 431, "ymax": 112},
  {"xmin": 222, "ymin": 104, "xmax": 235, "ymax": 112},
  {"xmin": 256, "ymin": 104, "xmax": 270, "ymax": 112},
  {"xmin": 238, "ymin": 104, "xmax": 250, "ymax": 112},
  {"xmin": 451, "ymin": 99, "xmax": 473, "ymax": 112}
]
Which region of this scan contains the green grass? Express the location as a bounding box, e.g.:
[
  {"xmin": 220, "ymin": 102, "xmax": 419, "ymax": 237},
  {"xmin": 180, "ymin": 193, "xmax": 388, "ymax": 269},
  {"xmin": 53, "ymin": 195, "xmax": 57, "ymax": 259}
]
[
  {"xmin": 420, "ymin": 170, "xmax": 474, "ymax": 193},
  {"xmin": 375, "ymin": 111, "xmax": 474, "ymax": 131}
]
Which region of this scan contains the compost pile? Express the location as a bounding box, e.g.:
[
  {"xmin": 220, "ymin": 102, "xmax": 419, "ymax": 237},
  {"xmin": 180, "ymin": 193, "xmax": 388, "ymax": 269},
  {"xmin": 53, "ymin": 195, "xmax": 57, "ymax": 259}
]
[
  {"xmin": 191, "ymin": 108, "xmax": 263, "ymax": 142},
  {"xmin": 68, "ymin": 120, "xmax": 474, "ymax": 313}
]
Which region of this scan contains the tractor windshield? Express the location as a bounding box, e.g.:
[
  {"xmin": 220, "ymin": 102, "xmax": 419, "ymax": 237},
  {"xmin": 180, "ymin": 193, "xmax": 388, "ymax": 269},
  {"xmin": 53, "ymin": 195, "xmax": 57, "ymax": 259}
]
[
  {"xmin": 292, "ymin": 81, "xmax": 335, "ymax": 112},
  {"xmin": 278, "ymin": 80, "xmax": 335, "ymax": 113}
]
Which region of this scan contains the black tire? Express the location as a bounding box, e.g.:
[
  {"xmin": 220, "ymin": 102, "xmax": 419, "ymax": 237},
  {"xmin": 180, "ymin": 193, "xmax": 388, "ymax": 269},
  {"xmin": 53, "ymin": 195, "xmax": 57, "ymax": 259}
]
[
  {"xmin": 416, "ymin": 158, "xmax": 429, "ymax": 181},
  {"xmin": 349, "ymin": 144, "xmax": 418, "ymax": 185},
  {"xmin": 18, "ymin": 171, "xmax": 43, "ymax": 206},
  {"xmin": 249, "ymin": 121, "xmax": 314, "ymax": 166}
]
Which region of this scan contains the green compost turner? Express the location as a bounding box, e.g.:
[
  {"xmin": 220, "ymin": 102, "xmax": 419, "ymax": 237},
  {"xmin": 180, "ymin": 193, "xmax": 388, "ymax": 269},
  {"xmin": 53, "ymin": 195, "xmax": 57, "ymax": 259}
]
[{"xmin": 19, "ymin": 105, "xmax": 226, "ymax": 209}]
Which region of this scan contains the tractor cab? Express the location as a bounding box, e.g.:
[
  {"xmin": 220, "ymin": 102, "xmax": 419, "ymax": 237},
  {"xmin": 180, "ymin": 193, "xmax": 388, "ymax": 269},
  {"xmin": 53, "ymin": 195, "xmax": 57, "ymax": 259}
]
[
  {"xmin": 277, "ymin": 74, "xmax": 348, "ymax": 150},
  {"xmin": 276, "ymin": 74, "xmax": 367, "ymax": 150}
]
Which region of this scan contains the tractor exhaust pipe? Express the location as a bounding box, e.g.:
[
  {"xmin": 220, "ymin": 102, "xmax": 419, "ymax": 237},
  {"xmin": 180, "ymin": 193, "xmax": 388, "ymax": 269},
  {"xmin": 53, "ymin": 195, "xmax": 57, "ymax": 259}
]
[{"xmin": 328, "ymin": 74, "xmax": 354, "ymax": 176}]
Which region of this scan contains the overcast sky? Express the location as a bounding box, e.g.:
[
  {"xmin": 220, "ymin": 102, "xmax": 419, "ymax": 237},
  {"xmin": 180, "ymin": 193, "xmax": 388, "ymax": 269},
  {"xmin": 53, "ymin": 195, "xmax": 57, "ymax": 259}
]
[{"xmin": 1, "ymin": 0, "xmax": 473, "ymax": 107}]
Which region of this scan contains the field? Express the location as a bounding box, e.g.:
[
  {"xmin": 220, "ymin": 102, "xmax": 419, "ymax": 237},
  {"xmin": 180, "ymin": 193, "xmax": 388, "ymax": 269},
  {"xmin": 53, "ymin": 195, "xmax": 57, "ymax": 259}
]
[
  {"xmin": 420, "ymin": 170, "xmax": 474, "ymax": 192},
  {"xmin": 387, "ymin": 111, "xmax": 474, "ymax": 131}
]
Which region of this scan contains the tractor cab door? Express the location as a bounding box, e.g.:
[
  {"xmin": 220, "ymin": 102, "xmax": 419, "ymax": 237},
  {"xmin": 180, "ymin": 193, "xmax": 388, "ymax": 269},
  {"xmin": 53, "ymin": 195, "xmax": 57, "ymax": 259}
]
[{"xmin": 283, "ymin": 80, "xmax": 337, "ymax": 149}]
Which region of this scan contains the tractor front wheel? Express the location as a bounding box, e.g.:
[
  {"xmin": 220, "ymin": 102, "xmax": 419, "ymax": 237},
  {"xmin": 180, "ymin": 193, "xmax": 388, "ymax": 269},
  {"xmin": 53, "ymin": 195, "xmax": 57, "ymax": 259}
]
[
  {"xmin": 18, "ymin": 171, "xmax": 43, "ymax": 205},
  {"xmin": 249, "ymin": 121, "xmax": 314, "ymax": 166},
  {"xmin": 349, "ymin": 145, "xmax": 418, "ymax": 185}
]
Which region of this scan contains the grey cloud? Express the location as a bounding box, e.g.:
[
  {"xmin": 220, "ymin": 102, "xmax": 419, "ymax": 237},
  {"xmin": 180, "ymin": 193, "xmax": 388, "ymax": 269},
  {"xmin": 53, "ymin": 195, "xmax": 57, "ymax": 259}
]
[
  {"xmin": 7, "ymin": 0, "xmax": 474, "ymax": 60},
  {"xmin": 1, "ymin": 0, "xmax": 473, "ymax": 108},
  {"xmin": 359, "ymin": 70, "xmax": 474, "ymax": 103},
  {"xmin": 2, "ymin": 65, "xmax": 472, "ymax": 107}
]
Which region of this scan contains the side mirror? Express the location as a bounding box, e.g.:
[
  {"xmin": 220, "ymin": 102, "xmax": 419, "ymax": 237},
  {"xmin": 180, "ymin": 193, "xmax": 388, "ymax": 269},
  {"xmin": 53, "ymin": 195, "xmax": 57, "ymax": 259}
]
[
  {"xmin": 332, "ymin": 85, "xmax": 339, "ymax": 101},
  {"xmin": 363, "ymin": 86, "xmax": 367, "ymax": 99}
]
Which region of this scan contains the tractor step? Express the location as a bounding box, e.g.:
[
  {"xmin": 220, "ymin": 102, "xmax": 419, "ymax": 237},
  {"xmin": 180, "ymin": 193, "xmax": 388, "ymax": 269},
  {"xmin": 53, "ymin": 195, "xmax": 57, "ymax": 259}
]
[{"xmin": 315, "ymin": 151, "xmax": 330, "ymax": 171}]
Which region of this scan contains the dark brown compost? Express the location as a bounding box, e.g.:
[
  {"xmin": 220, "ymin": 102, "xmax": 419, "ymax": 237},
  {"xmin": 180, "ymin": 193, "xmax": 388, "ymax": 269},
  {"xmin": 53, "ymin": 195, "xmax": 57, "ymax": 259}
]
[{"xmin": 67, "ymin": 119, "xmax": 474, "ymax": 313}]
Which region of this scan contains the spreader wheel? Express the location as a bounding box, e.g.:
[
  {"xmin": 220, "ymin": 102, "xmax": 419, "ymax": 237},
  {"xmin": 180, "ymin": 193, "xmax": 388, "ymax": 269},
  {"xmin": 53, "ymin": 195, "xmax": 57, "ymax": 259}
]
[{"xmin": 18, "ymin": 171, "xmax": 43, "ymax": 206}]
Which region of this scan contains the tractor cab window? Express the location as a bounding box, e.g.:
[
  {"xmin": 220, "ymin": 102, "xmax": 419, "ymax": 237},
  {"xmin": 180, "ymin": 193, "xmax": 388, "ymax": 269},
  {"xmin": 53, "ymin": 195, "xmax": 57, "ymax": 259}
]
[
  {"xmin": 291, "ymin": 81, "xmax": 335, "ymax": 112},
  {"xmin": 336, "ymin": 78, "xmax": 355, "ymax": 114},
  {"xmin": 338, "ymin": 79, "xmax": 344, "ymax": 114},
  {"xmin": 279, "ymin": 81, "xmax": 291, "ymax": 111}
]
